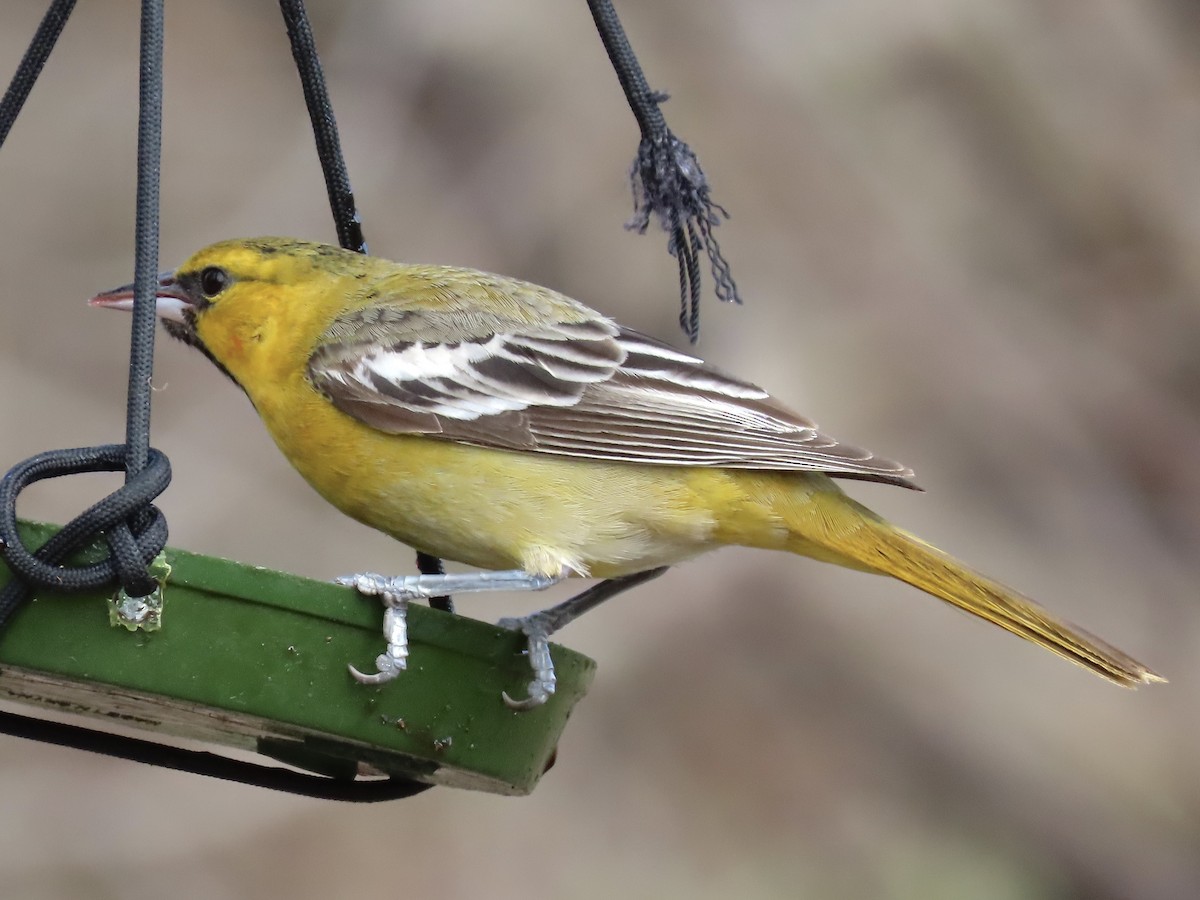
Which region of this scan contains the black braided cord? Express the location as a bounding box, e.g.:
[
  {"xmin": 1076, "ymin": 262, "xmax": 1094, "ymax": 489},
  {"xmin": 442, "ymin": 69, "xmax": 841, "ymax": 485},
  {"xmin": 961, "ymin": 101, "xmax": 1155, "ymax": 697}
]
[
  {"xmin": 0, "ymin": 0, "xmax": 169, "ymax": 628},
  {"xmin": 586, "ymin": 0, "xmax": 740, "ymax": 342},
  {"xmin": 279, "ymin": 0, "xmax": 366, "ymax": 255},
  {"xmin": 0, "ymin": 447, "xmax": 169, "ymax": 601},
  {"xmin": 0, "ymin": 710, "xmax": 430, "ymax": 802},
  {"xmin": 278, "ymin": 0, "xmax": 454, "ymax": 615},
  {"xmin": 0, "ymin": 0, "xmax": 75, "ymax": 149}
]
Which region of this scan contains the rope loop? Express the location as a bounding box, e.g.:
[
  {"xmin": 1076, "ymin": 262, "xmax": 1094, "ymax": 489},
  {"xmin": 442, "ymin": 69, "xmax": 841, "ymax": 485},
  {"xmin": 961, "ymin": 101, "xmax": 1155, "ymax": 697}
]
[{"xmin": 0, "ymin": 445, "xmax": 170, "ymax": 627}]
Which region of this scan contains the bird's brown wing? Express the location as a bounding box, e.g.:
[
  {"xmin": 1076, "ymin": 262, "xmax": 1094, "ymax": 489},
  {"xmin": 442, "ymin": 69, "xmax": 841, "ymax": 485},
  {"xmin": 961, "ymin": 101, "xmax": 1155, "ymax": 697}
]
[{"xmin": 307, "ymin": 304, "xmax": 918, "ymax": 488}]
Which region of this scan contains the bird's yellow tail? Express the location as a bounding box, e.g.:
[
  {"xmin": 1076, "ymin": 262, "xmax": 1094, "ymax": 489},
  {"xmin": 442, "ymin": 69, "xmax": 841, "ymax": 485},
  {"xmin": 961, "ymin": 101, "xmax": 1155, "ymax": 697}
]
[{"xmin": 776, "ymin": 491, "xmax": 1163, "ymax": 687}]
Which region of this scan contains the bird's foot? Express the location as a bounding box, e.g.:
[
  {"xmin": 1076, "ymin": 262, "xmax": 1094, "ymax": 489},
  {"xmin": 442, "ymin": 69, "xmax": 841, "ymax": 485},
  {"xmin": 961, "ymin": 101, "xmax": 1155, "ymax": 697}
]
[
  {"xmin": 494, "ymin": 568, "xmax": 670, "ymax": 711},
  {"xmin": 337, "ymin": 574, "xmax": 412, "ymax": 685},
  {"xmin": 497, "ymin": 610, "xmax": 558, "ymax": 710},
  {"xmin": 336, "ymin": 569, "xmax": 567, "ymax": 687}
]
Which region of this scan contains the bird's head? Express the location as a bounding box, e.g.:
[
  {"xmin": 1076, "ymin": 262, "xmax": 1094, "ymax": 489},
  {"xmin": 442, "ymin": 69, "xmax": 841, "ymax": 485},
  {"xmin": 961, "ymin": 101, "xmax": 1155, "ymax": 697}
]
[{"xmin": 90, "ymin": 237, "xmax": 374, "ymax": 385}]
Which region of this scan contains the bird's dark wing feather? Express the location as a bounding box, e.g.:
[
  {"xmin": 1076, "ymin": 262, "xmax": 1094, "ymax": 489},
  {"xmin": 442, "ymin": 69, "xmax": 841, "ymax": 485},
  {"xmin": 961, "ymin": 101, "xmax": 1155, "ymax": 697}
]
[{"xmin": 307, "ymin": 305, "xmax": 918, "ymax": 488}]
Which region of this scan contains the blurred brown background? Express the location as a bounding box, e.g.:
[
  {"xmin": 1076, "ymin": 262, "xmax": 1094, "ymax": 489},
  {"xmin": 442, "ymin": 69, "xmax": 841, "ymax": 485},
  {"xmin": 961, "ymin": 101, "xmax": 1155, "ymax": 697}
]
[{"xmin": 1, "ymin": 1, "xmax": 1198, "ymax": 897}]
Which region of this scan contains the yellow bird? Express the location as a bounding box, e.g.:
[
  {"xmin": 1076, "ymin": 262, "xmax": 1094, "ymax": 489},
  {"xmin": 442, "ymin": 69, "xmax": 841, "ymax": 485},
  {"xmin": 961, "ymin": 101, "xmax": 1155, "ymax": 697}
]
[{"xmin": 91, "ymin": 237, "xmax": 1162, "ymax": 706}]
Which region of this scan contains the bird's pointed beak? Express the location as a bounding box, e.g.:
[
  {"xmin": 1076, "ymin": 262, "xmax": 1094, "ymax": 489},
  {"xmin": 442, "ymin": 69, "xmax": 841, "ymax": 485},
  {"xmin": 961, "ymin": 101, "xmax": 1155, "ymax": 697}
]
[{"xmin": 88, "ymin": 271, "xmax": 191, "ymax": 323}]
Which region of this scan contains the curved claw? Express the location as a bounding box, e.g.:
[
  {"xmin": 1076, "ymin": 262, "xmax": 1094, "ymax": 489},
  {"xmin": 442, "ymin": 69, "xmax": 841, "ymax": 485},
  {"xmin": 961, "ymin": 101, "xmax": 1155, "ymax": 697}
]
[
  {"xmin": 502, "ymin": 685, "xmax": 552, "ymax": 711},
  {"xmin": 347, "ymin": 655, "xmax": 405, "ymax": 685}
]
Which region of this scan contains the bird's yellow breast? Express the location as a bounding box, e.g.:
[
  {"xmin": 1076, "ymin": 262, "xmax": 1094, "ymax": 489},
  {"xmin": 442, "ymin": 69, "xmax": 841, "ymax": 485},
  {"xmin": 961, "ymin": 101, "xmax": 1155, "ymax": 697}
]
[{"xmin": 238, "ymin": 369, "xmax": 795, "ymax": 578}]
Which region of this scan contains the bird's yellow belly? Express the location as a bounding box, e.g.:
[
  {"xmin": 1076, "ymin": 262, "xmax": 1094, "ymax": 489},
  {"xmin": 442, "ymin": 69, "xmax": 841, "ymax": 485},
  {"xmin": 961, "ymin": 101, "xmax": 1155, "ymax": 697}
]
[{"xmin": 256, "ymin": 387, "xmax": 770, "ymax": 578}]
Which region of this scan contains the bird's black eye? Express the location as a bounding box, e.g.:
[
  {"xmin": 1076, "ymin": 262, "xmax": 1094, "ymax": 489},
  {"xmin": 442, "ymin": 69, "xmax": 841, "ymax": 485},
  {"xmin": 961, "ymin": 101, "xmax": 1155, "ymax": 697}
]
[{"xmin": 199, "ymin": 266, "xmax": 230, "ymax": 298}]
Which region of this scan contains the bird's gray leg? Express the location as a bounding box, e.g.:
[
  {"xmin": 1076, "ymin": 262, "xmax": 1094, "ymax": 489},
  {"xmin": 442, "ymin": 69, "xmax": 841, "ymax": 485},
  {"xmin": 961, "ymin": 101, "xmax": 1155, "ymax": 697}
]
[
  {"xmin": 337, "ymin": 570, "xmax": 565, "ymax": 685},
  {"xmin": 498, "ymin": 567, "xmax": 669, "ymax": 711}
]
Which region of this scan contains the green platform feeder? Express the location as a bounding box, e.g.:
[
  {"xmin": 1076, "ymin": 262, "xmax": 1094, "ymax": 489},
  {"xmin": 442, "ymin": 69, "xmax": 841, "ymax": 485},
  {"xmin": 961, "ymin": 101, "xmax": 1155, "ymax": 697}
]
[{"xmin": 0, "ymin": 521, "xmax": 596, "ymax": 795}]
